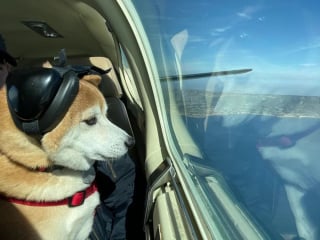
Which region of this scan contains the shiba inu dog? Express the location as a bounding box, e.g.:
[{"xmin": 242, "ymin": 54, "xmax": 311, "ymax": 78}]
[{"xmin": 0, "ymin": 68, "xmax": 133, "ymax": 240}]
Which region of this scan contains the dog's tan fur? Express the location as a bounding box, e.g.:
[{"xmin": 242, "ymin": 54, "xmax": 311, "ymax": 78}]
[{"xmin": 0, "ymin": 74, "xmax": 105, "ymax": 239}]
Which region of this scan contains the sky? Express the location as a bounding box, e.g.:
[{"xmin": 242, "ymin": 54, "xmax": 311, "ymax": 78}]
[{"xmin": 134, "ymin": 0, "xmax": 320, "ymax": 96}]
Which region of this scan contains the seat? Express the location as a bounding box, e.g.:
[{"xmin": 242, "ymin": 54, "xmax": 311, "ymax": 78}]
[{"xmin": 69, "ymin": 56, "xmax": 134, "ymax": 139}]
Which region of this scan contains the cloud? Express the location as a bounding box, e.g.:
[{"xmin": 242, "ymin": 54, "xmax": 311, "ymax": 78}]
[
  {"xmin": 214, "ymin": 26, "xmax": 231, "ymax": 33},
  {"xmin": 189, "ymin": 35, "xmax": 207, "ymax": 43},
  {"xmin": 210, "ymin": 26, "xmax": 231, "ymax": 36},
  {"xmin": 299, "ymin": 63, "xmax": 318, "ymax": 67},
  {"xmin": 240, "ymin": 33, "xmax": 248, "ymax": 38},
  {"xmin": 295, "ymin": 43, "xmax": 320, "ymax": 52},
  {"xmin": 284, "ymin": 41, "xmax": 320, "ymax": 55},
  {"xmin": 237, "ymin": 12, "xmax": 252, "ymax": 19},
  {"xmin": 209, "ymin": 38, "xmax": 225, "ymax": 47},
  {"xmin": 237, "ymin": 5, "xmax": 261, "ymax": 20}
]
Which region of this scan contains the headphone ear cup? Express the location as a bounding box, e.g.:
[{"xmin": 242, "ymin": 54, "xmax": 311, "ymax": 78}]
[
  {"xmin": 39, "ymin": 70, "xmax": 79, "ymax": 133},
  {"xmin": 7, "ymin": 68, "xmax": 79, "ymax": 135}
]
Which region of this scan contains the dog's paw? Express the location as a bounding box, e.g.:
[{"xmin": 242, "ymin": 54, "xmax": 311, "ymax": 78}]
[{"xmin": 39, "ymin": 168, "xmax": 91, "ymax": 201}]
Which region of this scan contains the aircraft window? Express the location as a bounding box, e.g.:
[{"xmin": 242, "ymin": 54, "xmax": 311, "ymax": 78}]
[{"xmin": 131, "ymin": 1, "xmax": 320, "ymax": 239}]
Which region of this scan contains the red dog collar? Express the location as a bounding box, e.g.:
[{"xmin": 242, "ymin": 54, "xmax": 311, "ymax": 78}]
[{"xmin": 3, "ymin": 182, "xmax": 97, "ymax": 207}]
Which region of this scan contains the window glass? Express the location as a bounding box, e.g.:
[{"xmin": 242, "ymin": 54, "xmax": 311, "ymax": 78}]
[
  {"xmin": 131, "ymin": 1, "xmax": 320, "ymax": 239},
  {"xmin": 120, "ymin": 47, "xmax": 143, "ymax": 110}
]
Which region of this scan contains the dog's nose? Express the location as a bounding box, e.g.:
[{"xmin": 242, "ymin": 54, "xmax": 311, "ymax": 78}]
[{"xmin": 125, "ymin": 136, "xmax": 135, "ymax": 148}]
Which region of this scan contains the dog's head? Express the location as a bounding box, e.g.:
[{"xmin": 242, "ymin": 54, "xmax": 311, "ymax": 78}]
[
  {"xmin": 42, "ymin": 74, "xmax": 133, "ymax": 170},
  {"xmin": 5, "ymin": 68, "xmax": 133, "ymax": 171}
]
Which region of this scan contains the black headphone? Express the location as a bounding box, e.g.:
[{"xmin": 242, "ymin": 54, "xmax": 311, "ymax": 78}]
[{"xmin": 6, "ymin": 67, "xmax": 79, "ymax": 135}]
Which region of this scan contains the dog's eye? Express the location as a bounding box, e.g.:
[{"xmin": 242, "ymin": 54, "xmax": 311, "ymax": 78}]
[{"xmin": 84, "ymin": 117, "xmax": 97, "ymax": 126}]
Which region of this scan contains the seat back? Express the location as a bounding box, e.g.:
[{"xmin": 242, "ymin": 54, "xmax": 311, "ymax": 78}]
[{"xmin": 70, "ymin": 57, "xmax": 134, "ymax": 139}]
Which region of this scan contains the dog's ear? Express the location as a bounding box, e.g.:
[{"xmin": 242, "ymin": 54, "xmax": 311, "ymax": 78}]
[{"xmin": 81, "ymin": 74, "xmax": 101, "ymax": 87}]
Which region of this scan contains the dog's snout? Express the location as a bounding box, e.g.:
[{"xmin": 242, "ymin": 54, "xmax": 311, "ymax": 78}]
[{"xmin": 125, "ymin": 136, "xmax": 135, "ymax": 149}]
